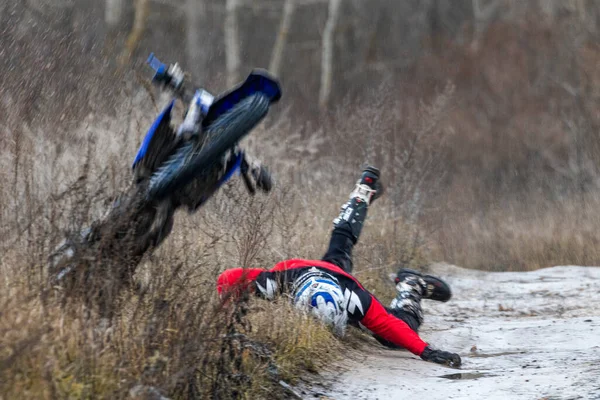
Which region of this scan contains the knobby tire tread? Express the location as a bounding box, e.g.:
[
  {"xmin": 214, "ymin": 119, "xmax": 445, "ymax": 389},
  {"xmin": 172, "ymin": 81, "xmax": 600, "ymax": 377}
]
[{"xmin": 147, "ymin": 93, "xmax": 270, "ymax": 201}]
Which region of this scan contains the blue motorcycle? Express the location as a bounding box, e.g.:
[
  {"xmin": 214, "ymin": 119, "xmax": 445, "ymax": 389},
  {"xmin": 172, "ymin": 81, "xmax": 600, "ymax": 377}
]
[{"xmin": 48, "ymin": 54, "xmax": 281, "ymax": 290}]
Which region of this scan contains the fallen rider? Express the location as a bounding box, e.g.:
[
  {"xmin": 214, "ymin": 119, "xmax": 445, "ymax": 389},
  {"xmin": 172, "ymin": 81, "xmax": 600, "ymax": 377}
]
[{"xmin": 217, "ymin": 166, "xmax": 462, "ymax": 367}]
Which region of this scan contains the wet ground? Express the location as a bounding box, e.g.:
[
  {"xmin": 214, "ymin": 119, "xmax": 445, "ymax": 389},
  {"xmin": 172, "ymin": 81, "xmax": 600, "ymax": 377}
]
[{"xmin": 302, "ymin": 264, "xmax": 600, "ymax": 399}]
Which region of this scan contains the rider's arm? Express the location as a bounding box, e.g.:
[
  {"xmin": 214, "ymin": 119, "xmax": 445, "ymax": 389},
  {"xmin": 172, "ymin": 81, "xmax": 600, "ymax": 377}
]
[
  {"xmin": 217, "ymin": 268, "xmax": 264, "ymax": 297},
  {"xmin": 216, "ymin": 268, "xmax": 283, "ymax": 300},
  {"xmin": 359, "ymin": 293, "xmax": 429, "ymax": 356}
]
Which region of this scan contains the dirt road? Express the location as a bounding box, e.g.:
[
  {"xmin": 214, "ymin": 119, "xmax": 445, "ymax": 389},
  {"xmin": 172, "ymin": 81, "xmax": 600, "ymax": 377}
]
[{"xmin": 310, "ymin": 264, "xmax": 600, "ymax": 399}]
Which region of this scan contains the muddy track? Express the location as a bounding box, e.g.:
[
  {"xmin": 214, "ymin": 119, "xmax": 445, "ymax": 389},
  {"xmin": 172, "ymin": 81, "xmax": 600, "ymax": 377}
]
[{"xmin": 303, "ymin": 264, "xmax": 600, "ymax": 399}]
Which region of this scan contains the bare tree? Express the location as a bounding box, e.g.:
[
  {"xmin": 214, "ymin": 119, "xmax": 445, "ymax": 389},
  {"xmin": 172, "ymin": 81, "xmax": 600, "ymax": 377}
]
[
  {"xmin": 471, "ymin": 0, "xmax": 501, "ymax": 49},
  {"xmin": 185, "ymin": 0, "xmax": 207, "ymax": 74},
  {"xmin": 319, "ymin": 0, "xmax": 342, "ymax": 108},
  {"xmin": 269, "ymin": 0, "xmax": 296, "ymax": 77},
  {"xmin": 105, "ymin": 0, "xmax": 124, "ymax": 27},
  {"xmin": 119, "ymin": 0, "xmax": 150, "ymax": 65},
  {"xmin": 224, "ymin": 0, "xmax": 241, "ymax": 87}
]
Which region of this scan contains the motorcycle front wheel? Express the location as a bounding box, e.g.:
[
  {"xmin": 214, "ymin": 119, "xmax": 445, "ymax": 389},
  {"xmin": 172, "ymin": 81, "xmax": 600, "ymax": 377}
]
[{"xmin": 146, "ymin": 93, "xmax": 271, "ymax": 201}]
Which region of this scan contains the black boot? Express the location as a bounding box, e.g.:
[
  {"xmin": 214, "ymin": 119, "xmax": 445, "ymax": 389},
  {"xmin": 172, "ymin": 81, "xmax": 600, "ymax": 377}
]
[
  {"xmin": 395, "ymin": 268, "xmax": 452, "ymax": 302},
  {"xmin": 332, "ymin": 166, "xmax": 383, "ymax": 243},
  {"xmin": 389, "ymin": 274, "xmax": 426, "ymax": 329},
  {"xmin": 353, "ymin": 166, "xmax": 383, "ymax": 204}
]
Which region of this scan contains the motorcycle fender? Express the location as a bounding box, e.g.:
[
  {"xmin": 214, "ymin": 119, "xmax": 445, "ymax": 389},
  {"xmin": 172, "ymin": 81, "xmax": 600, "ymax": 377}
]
[
  {"xmin": 218, "ymin": 151, "xmax": 244, "ymax": 187},
  {"xmin": 132, "ymin": 100, "xmax": 175, "ymax": 169},
  {"xmin": 202, "ymin": 70, "xmax": 282, "ymax": 128}
]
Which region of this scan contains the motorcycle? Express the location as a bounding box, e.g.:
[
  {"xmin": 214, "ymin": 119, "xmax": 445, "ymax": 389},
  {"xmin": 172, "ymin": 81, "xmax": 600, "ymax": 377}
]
[{"xmin": 47, "ymin": 54, "xmax": 281, "ymax": 291}]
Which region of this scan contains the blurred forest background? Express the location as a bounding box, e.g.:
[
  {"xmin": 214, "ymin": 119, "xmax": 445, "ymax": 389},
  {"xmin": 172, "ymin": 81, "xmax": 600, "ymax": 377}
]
[
  {"xmin": 2, "ymin": 0, "xmax": 600, "ymax": 269},
  {"xmin": 1, "ymin": 1, "xmax": 600, "ymax": 398}
]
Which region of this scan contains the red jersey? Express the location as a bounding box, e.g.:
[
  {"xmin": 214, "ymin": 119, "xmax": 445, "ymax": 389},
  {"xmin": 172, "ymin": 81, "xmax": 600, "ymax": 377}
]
[{"xmin": 217, "ymin": 258, "xmax": 428, "ymax": 356}]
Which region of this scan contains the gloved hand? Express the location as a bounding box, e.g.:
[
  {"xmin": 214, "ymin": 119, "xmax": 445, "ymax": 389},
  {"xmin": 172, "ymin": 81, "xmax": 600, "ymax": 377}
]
[{"xmin": 420, "ymin": 346, "xmax": 462, "ymax": 368}]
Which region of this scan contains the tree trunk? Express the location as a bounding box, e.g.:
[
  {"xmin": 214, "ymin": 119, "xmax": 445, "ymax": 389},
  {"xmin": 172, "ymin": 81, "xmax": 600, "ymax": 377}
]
[
  {"xmin": 119, "ymin": 0, "xmax": 149, "ymax": 65},
  {"xmin": 269, "ymin": 0, "xmax": 295, "ymax": 77},
  {"xmin": 224, "ymin": 0, "xmax": 241, "ymax": 87},
  {"xmin": 471, "ymin": 0, "xmax": 500, "ymax": 49},
  {"xmin": 105, "ymin": 0, "xmax": 124, "ymax": 27},
  {"xmin": 185, "ymin": 0, "xmax": 207, "ymax": 78},
  {"xmin": 319, "ymin": 0, "xmax": 342, "ymax": 109}
]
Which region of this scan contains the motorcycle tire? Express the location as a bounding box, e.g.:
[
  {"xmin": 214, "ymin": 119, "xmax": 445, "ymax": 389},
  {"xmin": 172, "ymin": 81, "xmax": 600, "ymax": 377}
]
[{"xmin": 146, "ymin": 93, "xmax": 271, "ymax": 201}]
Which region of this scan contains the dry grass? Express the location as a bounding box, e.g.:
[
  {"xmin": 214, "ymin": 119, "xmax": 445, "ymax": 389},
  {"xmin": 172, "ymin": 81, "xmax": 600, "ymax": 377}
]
[
  {"xmin": 2, "ymin": 64, "xmax": 600, "ymax": 398},
  {"xmin": 1, "ymin": 96, "xmax": 408, "ymax": 398},
  {"xmin": 3, "ymin": 5, "xmax": 600, "ymax": 399},
  {"xmin": 0, "ymin": 179, "xmax": 344, "ymax": 399},
  {"xmin": 0, "ymin": 118, "xmax": 433, "ymax": 399},
  {"xmin": 0, "ymin": 102, "xmax": 348, "ymax": 398},
  {"xmin": 433, "ymin": 193, "xmax": 600, "ymax": 271}
]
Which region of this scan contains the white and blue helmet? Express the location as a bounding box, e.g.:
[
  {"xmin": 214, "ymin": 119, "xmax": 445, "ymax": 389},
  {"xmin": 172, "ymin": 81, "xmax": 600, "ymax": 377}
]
[{"xmin": 292, "ymin": 267, "xmax": 347, "ymax": 335}]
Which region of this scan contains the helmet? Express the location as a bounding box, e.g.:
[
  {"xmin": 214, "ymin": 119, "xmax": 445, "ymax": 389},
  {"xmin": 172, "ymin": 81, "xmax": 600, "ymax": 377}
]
[{"xmin": 292, "ymin": 268, "xmax": 347, "ymax": 335}]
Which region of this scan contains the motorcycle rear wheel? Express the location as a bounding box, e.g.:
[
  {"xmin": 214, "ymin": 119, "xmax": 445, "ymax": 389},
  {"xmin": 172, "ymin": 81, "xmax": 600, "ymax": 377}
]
[{"xmin": 147, "ymin": 93, "xmax": 271, "ymax": 201}]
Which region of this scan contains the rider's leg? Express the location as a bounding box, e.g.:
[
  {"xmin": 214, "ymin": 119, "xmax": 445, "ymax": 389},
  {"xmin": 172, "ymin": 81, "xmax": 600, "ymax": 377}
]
[
  {"xmin": 322, "ymin": 167, "xmax": 381, "ymax": 273},
  {"xmin": 370, "ymin": 274, "xmax": 426, "ymax": 349},
  {"xmin": 388, "ymin": 273, "xmax": 427, "ymax": 331}
]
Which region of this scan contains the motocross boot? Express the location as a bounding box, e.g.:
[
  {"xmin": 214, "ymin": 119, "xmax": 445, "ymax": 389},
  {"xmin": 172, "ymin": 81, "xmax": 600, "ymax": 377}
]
[
  {"xmin": 389, "ymin": 272, "xmax": 427, "ymax": 328},
  {"xmin": 395, "ymin": 268, "xmax": 452, "ymax": 302},
  {"xmin": 351, "ymin": 166, "xmax": 384, "ymax": 204},
  {"xmin": 332, "ymin": 166, "xmax": 384, "ymax": 244}
]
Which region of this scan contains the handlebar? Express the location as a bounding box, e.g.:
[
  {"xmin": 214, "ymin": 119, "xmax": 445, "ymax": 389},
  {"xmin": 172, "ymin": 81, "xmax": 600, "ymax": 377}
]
[
  {"xmin": 146, "ymin": 53, "xmax": 214, "ymax": 110},
  {"xmin": 146, "ymin": 53, "xmax": 166, "ymax": 76},
  {"xmin": 146, "ymin": 53, "xmax": 185, "ymax": 96},
  {"xmin": 147, "ymin": 53, "xmax": 215, "ymax": 136}
]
